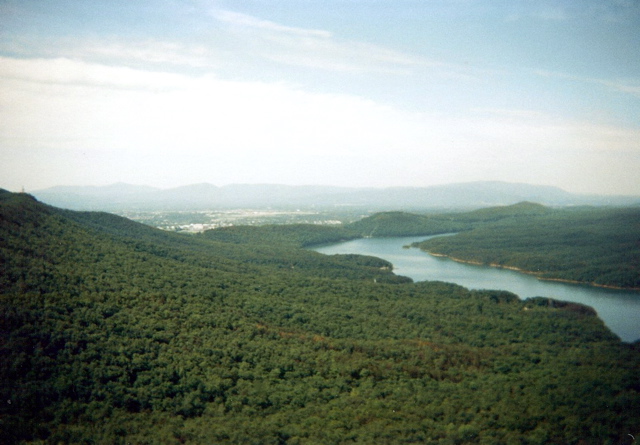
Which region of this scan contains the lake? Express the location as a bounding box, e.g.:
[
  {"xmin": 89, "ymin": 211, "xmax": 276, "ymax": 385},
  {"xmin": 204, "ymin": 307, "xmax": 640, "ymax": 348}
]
[{"xmin": 312, "ymin": 235, "xmax": 640, "ymax": 343}]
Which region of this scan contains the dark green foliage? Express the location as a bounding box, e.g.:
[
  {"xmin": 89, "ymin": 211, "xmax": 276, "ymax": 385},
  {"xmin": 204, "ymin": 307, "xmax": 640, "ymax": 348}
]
[
  {"xmin": 201, "ymin": 202, "xmax": 640, "ymax": 289},
  {"xmin": 200, "ymin": 203, "xmax": 554, "ymax": 247},
  {"xmin": 458, "ymin": 201, "xmax": 553, "ymax": 221},
  {"xmin": 201, "ymin": 223, "xmax": 358, "ymax": 248},
  {"xmin": 346, "ymin": 202, "xmax": 553, "ymax": 238},
  {"xmin": 416, "ymin": 205, "xmax": 640, "ymax": 288},
  {"xmin": 347, "ymin": 211, "xmax": 469, "ymax": 237},
  {"xmin": 1, "ymin": 190, "xmax": 639, "ymax": 444}
]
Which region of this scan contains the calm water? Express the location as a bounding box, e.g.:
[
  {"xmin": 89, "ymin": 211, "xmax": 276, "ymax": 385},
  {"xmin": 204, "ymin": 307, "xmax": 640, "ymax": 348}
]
[{"xmin": 313, "ymin": 235, "xmax": 640, "ymax": 342}]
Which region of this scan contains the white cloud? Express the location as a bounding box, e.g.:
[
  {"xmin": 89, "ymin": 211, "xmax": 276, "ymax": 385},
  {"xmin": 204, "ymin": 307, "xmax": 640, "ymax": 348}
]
[
  {"xmin": 535, "ymin": 69, "xmax": 640, "ymax": 100},
  {"xmin": 471, "ymin": 108, "xmax": 549, "ymax": 120},
  {"xmin": 469, "ymin": 107, "xmax": 640, "ymax": 153},
  {"xmin": 211, "ymin": 9, "xmax": 439, "ymax": 74},
  {"xmin": 0, "ymin": 56, "xmax": 188, "ymax": 91},
  {"xmin": 1, "ymin": 56, "xmax": 638, "ymax": 193},
  {"xmin": 598, "ymin": 79, "xmax": 640, "ymax": 99},
  {"xmin": 0, "ymin": 56, "xmax": 435, "ymax": 157},
  {"xmin": 79, "ymin": 39, "xmax": 215, "ymax": 68},
  {"xmin": 214, "ymin": 10, "xmax": 332, "ymax": 39},
  {"xmin": 0, "ymin": 8, "xmax": 466, "ymax": 82}
]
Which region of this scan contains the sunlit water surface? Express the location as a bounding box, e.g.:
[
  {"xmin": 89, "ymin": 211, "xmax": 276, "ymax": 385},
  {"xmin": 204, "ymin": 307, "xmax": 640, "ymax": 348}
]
[{"xmin": 313, "ymin": 235, "xmax": 640, "ymax": 342}]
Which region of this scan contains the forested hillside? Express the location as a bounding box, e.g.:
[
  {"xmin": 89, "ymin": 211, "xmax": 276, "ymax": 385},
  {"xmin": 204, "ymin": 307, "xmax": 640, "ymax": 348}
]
[
  {"xmin": 200, "ymin": 223, "xmax": 359, "ymax": 248},
  {"xmin": 414, "ymin": 205, "xmax": 640, "ymax": 289},
  {"xmin": 201, "ymin": 202, "xmax": 555, "ymax": 244},
  {"xmin": 229, "ymin": 202, "xmax": 639, "ymax": 290},
  {"xmin": 345, "ymin": 202, "xmax": 552, "ymax": 238},
  {"xmin": 1, "ymin": 190, "xmax": 639, "ymax": 444}
]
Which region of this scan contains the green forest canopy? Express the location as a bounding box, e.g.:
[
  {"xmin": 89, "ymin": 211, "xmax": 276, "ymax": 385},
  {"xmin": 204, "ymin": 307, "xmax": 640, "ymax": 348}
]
[
  {"xmin": 411, "ymin": 205, "xmax": 640, "ymax": 289},
  {"xmin": 1, "ymin": 190, "xmax": 639, "ymax": 444},
  {"xmin": 203, "ymin": 201, "xmax": 640, "ymax": 289}
]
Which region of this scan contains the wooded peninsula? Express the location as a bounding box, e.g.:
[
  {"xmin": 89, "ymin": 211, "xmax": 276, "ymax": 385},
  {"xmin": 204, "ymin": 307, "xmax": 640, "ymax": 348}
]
[
  {"xmin": 410, "ymin": 202, "xmax": 640, "ymax": 290},
  {"xmin": 1, "ymin": 190, "xmax": 638, "ymax": 444}
]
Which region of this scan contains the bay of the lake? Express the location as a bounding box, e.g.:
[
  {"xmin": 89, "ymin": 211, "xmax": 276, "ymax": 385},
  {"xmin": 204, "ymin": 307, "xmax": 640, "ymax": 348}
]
[{"xmin": 312, "ymin": 235, "xmax": 640, "ymax": 343}]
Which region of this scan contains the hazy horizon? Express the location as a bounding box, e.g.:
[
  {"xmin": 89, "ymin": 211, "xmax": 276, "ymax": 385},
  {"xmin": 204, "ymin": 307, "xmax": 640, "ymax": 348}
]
[
  {"xmin": 23, "ymin": 179, "xmax": 640, "ymax": 198},
  {"xmin": 1, "ymin": 1, "xmax": 639, "ymax": 195}
]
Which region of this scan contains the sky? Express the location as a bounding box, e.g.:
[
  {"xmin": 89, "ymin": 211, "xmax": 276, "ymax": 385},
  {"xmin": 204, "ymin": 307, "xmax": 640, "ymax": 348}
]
[{"xmin": 1, "ymin": 0, "xmax": 639, "ymax": 195}]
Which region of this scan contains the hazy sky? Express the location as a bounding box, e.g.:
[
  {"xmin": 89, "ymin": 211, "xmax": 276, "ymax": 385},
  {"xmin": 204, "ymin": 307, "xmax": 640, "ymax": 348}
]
[{"xmin": 1, "ymin": 1, "xmax": 639, "ymax": 194}]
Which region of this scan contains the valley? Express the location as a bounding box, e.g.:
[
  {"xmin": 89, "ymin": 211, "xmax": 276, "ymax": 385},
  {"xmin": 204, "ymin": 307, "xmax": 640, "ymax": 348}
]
[
  {"xmin": 313, "ymin": 235, "xmax": 640, "ymax": 342},
  {"xmin": 4, "ymin": 1, "xmax": 640, "ymax": 443},
  {"xmin": 118, "ymin": 209, "xmax": 356, "ymax": 233},
  {"xmin": 1, "ymin": 189, "xmax": 639, "ymax": 444}
]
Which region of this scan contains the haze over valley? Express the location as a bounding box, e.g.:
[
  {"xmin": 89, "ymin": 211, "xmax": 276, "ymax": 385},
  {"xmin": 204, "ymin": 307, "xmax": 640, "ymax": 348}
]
[
  {"xmin": 32, "ymin": 180, "xmax": 640, "ymax": 211},
  {"xmin": 2, "ymin": 2, "xmax": 640, "ymax": 443},
  {"xmin": 2, "ymin": 1, "xmax": 640, "ymax": 196}
]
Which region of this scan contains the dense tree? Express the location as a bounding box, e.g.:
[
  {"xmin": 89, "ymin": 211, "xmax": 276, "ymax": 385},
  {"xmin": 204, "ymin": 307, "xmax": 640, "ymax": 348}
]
[
  {"xmin": 1, "ymin": 190, "xmax": 639, "ymax": 444},
  {"xmin": 415, "ymin": 205, "xmax": 640, "ymax": 288}
]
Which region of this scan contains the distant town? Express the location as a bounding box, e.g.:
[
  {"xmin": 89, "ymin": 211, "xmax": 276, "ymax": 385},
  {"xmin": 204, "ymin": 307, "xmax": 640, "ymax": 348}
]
[{"xmin": 117, "ymin": 209, "xmax": 355, "ymax": 233}]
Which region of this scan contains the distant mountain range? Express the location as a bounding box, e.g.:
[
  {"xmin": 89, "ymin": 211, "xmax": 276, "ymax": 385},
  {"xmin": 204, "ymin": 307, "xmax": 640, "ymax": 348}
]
[{"xmin": 30, "ymin": 181, "xmax": 640, "ymax": 211}]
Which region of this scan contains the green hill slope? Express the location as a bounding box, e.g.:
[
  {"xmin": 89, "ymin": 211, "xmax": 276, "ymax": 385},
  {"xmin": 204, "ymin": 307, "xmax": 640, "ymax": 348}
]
[
  {"xmin": 1, "ymin": 190, "xmax": 639, "ymax": 444},
  {"xmin": 345, "ymin": 202, "xmax": 554, "ymax": 238},
  {"xmin": 305, "ymin": 202, "xmax": 639, "ymax": 289},
  {"xmin": 415, "ymin": 206, "xmax": 640, "ymax": 289},
  {"xmin": 200, "ymin": 223, "xmax": 358, "ymax": 248},
  {"xmin": 346, "ymin": 211, "xmax": 465, "ymax": 237}
]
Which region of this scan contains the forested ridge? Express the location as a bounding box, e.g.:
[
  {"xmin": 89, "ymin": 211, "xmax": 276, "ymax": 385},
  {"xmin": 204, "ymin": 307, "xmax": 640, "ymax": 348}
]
[
  {"xmin": 1, "ymin": 190, "xmax": 639, "ymax": 444},
  {"xmin": 345, "ymin": 202, "xmax": 555, "ymax": 239},
  {"xmin": 205, "ymin": 202, "xmax": 640, "ymax": 289},
  {"xmin": 412, "ymin": 204, "xmax": 640, "ymax": 289},
  {"xmin": 200, "ymin": 202, "xmax": 554, "ymax": 246}
]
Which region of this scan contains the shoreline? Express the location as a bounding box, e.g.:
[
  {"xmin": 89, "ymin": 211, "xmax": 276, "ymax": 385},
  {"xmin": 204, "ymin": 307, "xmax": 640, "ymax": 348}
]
[{"xmin": 424, "ymin": 251, "xmax": 640, "ymax": 291}]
